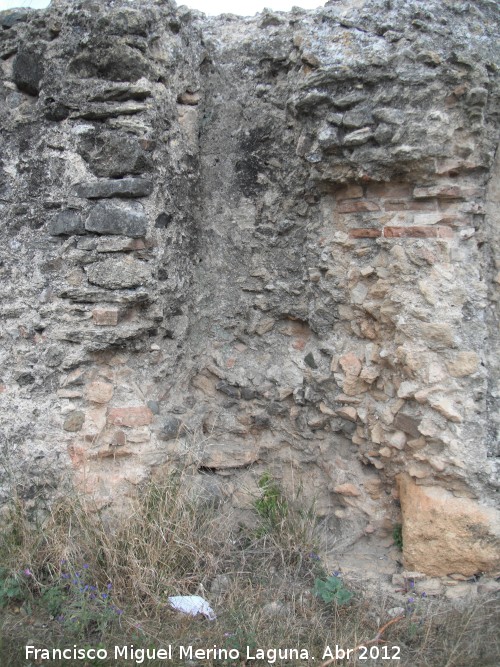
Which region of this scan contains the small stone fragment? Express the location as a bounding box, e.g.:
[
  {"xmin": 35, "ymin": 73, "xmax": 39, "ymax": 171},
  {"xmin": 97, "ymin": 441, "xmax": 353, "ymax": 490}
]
[
  {"xmin": 215, "ymin": 382, "xmax": 240, "ymax": 398},
  {"xmin": 339, "ymin": 352, "xmax": 362, "ymax": 376},
  {"xmin": 200, "ymin": 442, "xmax": 259, "ymax": 469},
  {"xmin": 388, "ymin": 431, "xmax": 406, "ymax": 450},
  {"xmin": 419, "ymin": 323, "xmax": 455, "ymax": 348},
  {"xmin": 336, "ymin": 406, "xmax": 357, "ymax": 422},
  {"xmin": 304, "ymin": 352, "xmax": 317, "ymax": 368},
  {"xmin": 393, "ymin": 413, "xmax": 421, "ymax": 439},
  {"xmin": 86, "ymin": 381, "xmax": 113, "ymax": 404},
  {"xmin": 446, "ymin": 351, "xmax": 479, "ymax": 377},
  {"xmin": 161, "ymin": 415, "xmax": 184, "ymax": 440},
  {"xmin": 428, "ymin": 395, "xmax": 462, "ymax": 423},
  {"xmin": 63, "ymin": 411, "xmax": 85, "ymax": 432},
  {"xmin": 343, "ymin": 127, "xmax": 373, "ymax": 146},
  {"xmin": 334, "ymin": 483, "xmax": 360, "ymax": 497},
  {"xmin": 177, "ymin": 91, "xmax": 200, "ymax": 105},
  {"xmin": 147, "ymin": 400, "xmax": 160, "ymax": 414},
  {"xmin": 387, "ymin": 607, "xmax": 405, "ymax": 618},
  {"xmin": 92, "ymin": 307, "xmax": 119, "ymax": 326}
]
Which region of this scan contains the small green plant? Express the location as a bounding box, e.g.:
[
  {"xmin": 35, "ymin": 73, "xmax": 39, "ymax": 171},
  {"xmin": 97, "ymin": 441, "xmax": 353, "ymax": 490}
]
[
  {"xmin": 313, "ymin": 574, "xmax": 353, "ymax": 606},
  {"xmin": 41, "ymin": 582, "xmax": 66, "ymax": 617},
  {"xmin": 254, "ymin": 472, "xmax": 288, "ymax": 529},
  {"xmin": 393, "ymin": 523, "xmax": 403, "ymax": 550},
  {"xmin": 0, "ymin": 569, "xmax": 22, "ymax": 608}
]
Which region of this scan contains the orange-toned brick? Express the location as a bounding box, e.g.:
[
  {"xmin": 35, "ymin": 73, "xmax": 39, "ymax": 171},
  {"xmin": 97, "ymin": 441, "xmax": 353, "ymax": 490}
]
[
  {"xmin": 337, "ymin": 200, "xmax": 380, "ymax": 213},
  {"xmin": 413, "ymin": 185, "xmax": 483, "ymax": 200},
  {"xmin": 437, "ymin": 227, "xmax": 454, "ymax": 238},
  {"xmin": 384, "ymin": 199, "xmax": 438, "ymax": 212},
  {"xmin": 107, "ymin": 406, "xmax": 153, "ymax": 427},
  {"xmin": 383, "ymin": 226, "xmax": 454, "ymax": 238},
  {"xmin": 334, "ymin": 184, "xmax": 364, "ymax": 200},
  {"xmin": 406, "ymin": 200, "xmax": 438, "ymax": 211},
  {"xmin": 366, "ymin": 182, "xmax": 411, "ymax": 198},
  {"xmin": 349, "ymin": 228, "xmax": 382, "ymax": 238}
]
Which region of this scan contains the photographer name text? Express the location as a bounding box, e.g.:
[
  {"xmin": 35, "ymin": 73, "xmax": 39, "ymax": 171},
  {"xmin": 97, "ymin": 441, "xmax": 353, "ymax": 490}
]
[{"xmin": 26, "ymin": 643, "xmax": 401, "ymax": 663}]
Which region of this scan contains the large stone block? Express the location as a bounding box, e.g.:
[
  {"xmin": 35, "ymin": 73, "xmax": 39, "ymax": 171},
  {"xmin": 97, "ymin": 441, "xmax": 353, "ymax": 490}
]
[
  {"xmin": 398, "ymin": 474, "xmax": 500, "ymax": 576},
  {"xmin": 13, "ymin": 49, "xmax": 44, "ymax": 96},
  {"xmin": 1, "ymin": 9, "xmax": 29, "ymax": 28},
  {"xmin": 200, "ymin": 442, "xmax": 259, "ymax": 469},
  {"xmin": 85, "ymin": 201, "xmax": 147, "ymax": 238},
  {"xmin": 48, "ymin": 210, "xmax": 85, "ymax": 236},
  {"xmin": 69, "ymin": 43, "xmax": 150, "ymax": 82},
  {"xmin": 75, "ymin": 178, "xmax": 153, "ymax": 199},
  {"xmin": 79, "ymin": 132, "xmax": 151, "ymax": 178},
  {"xmin": 86, "ymin": 258, "xmax": 151, "ymax": 289}
]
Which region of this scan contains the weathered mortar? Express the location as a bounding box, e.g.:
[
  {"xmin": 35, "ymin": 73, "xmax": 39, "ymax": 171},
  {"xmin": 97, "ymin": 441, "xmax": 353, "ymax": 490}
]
[{"xmin": 0, "ymin": 0, "xmax": 499, "ymax": 577}]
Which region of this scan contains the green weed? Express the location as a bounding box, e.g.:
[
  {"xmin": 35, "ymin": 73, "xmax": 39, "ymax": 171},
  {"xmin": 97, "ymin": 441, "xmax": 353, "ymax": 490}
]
[
  {"xmin": 393, "ymin": 523, "xmax": 403, "ymax": 550},
  {"xmin": 313, "ymin": 574, "xmax": 353, "ymax": 606}
]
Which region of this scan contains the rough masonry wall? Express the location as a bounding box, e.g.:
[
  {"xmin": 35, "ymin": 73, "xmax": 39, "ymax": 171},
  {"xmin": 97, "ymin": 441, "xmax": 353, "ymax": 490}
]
[{"xmin": 0, "ymin": 0, "xmax": 499, "ymax": 577}]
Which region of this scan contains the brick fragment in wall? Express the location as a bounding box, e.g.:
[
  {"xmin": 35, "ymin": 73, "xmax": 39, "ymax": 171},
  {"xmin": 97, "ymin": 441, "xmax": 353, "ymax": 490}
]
[
  {"xmin": 388, "ymin": 201, "xmax": 433, "ymax": 214},
  {"xmin": 349, "ymin": 228, "xmax": 382, "ymax": 238},
  {"xmin": 383, "ymin": 226, "xmax": 454, "ymax": 238},
  {"xmin": 337, "ymin": 200, "xmax": 380, "ymax": 213},
  {"xmin": 413, "ymin": 186, "xmax": 484, "ymax": 200},
  {"xmin": 92, "ymin": 308, "xmax": 119, "ymax": 326},
  {"xmin": 108, "ymin": 407, "xmax": 154, "ymax": 427}
]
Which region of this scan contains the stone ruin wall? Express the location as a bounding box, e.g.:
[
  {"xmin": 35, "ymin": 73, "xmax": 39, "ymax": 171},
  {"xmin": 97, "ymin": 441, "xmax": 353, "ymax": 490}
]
[{"xmin": 0, "ymin": 0, "xmax": 499, "ymax": 578}]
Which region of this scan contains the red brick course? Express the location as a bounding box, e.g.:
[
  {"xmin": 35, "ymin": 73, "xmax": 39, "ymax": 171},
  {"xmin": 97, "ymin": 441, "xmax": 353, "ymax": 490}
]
[
  {"xmin": 349, "ymin": 228, "xmax": 382, "ymax": 238},
  {"xmin": 107, "ymin": 406, "xmax": 153, "ymax": 427},
  {"xmin": 384, "ymin": 200, "xmax": 438, "ymax": 211},
  {"xmin": 337, "ymin": 200, "xmax": 380, "ymax": 213},
  {"xmin": 383, "ymin": 226, "xmax": 454, "ymax": 238},
  {"xmin": 348, "ymin": 226, "xmax": 454, "ymax": 239}
]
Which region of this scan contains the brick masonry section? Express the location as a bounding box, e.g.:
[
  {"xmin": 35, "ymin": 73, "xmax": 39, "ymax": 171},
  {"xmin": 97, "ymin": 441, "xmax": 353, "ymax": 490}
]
[
  {"xmin": 335, "ymin": 180, "xmax": 484, "ymax": 220},
  {"xmin": 349, "ymin": 226, "xmax": 454, "ymax": 239}
]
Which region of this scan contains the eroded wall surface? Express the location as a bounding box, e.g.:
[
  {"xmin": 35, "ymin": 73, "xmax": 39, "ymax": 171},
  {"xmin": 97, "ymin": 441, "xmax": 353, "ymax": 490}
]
[{"xmin": 0, "ymin": 0, "xmax": 499, "ymax": 576}]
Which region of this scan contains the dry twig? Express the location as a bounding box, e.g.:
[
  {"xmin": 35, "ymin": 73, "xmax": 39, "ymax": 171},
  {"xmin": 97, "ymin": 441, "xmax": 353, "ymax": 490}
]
[{"xmin": 319, "ymin": 615, "xmax": 404, "ymax": 667}]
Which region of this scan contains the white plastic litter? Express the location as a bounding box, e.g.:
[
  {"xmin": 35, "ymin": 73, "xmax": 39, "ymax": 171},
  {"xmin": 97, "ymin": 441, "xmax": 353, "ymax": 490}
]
[{"xmin": 168, "ymin": 595, "xmax": 216, "ymax": 621}]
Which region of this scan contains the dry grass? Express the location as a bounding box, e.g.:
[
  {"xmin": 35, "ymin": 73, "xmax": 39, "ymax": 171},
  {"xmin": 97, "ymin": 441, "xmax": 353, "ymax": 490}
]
[{"xmin": 0, "ymin": 470, "xmax": 499, "ymax": 667}]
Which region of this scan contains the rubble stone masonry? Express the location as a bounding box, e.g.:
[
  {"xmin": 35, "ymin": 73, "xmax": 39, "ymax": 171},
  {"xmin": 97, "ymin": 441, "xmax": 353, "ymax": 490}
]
[{"xmin": 0, "ymin": 0, "xmax": 499, "ymax": 577}]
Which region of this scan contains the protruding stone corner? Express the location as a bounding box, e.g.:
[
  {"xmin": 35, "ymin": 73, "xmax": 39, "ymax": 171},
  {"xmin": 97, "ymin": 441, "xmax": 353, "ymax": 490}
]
[{"xmin": 397, "ymin": 473, "xmax": 500, "ymax": 578}]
